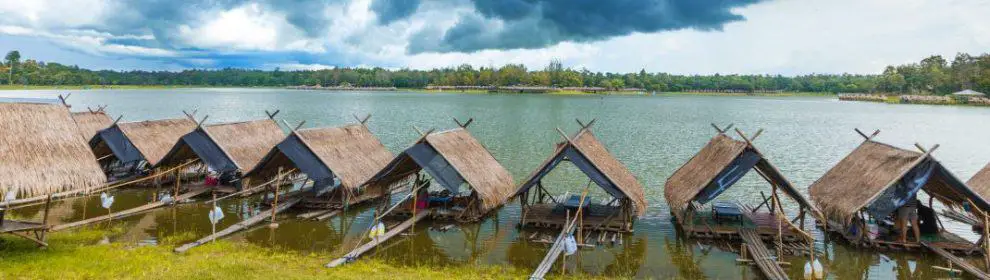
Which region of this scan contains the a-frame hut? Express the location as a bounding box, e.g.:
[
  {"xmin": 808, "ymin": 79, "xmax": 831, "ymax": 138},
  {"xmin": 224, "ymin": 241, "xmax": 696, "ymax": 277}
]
[
  {"xmin": 70, "ymin": 105, "xmax": 112, "ymax": 140},
  {"xmin": 155, "ymin": 112, "xmax": 285, "ymax": 189},
  {"xmin": 513, "ymin": 122, "xmax": 646, "ymax": 233},
  {"xmin": 89, "ymin": 115, "xmax": 197, "ymax": 177},
  {"xmin": 362, "ymin": 120, "xmax": 515, "ymax": 222},
  {"xmin": 809, "ymin": 131, "xmax": 990, "ymax": 254},
  {"xmin": 244, "ymin": 115, "xmax": 395, "ymax": 209},
  {"xmin": 0, "ymin": 101, "xmax": 107, "ymax": 198},
  {"xmin": 664, "ymin": 125, "xmax": 818, "ymax": 239}
]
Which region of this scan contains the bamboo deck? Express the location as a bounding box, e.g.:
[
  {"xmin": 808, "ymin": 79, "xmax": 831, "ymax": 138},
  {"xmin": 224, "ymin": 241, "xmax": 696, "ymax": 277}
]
[
  {"xmin": 922, "ymin": 242, "xmax": 990, "ymax": 279},
  {"xmin": 521, "ymin": 204, "xmax": 628, "ymax": 233},
  {"xmin": 174, "ymin": 197, "xmax": 301, "ymax": 253},
  {"xmin": 739, "ymin": 228, "xmax": 789, "ymax": 280},
  {"xmin": 0, "ymin": 220, "xmax": 48, "ymax": 246},
  {"xmin": 680, "ymin": 210, "xmax": 804, "ymax": 242},
  {"xmin": 326, "ymin": 210, "xmax": 430, "ymax": 268},
  {"xmin": 819, "ymin": 219, "xmax": 980, "ymax": 255}
]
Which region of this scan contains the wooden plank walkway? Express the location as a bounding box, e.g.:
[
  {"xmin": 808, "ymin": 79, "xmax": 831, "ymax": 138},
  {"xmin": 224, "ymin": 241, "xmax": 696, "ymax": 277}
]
[
  {"xmin": 174, "ymin": 197, "xmax": 301, "ymax": 253},
  {"xmin": 739, "ymin": 228, "xmax": 789, "ymax": 280},
  {"xmin": 943, "ymin": 209, "xmax": 980, "ymax": 226},
  {"xmin": 529, "ymin": 220, "xmax": 577, "ymax": 280},
  {"xmin": 326, "ymin": 210, "xmax": 430, "ymax": 268},
  {"xmin": 922, "ymin": 241, "xmax": 990, "ymax": 279},
  {"xmin": 51, "ymin": 188, "xmax": 211, "ymax": 232}
]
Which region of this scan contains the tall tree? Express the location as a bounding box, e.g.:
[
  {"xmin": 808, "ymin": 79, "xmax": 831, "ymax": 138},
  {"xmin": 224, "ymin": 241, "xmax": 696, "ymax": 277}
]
[{"xmin": 5, "ymin": 50, "xmax": 20, "ymax": 85}]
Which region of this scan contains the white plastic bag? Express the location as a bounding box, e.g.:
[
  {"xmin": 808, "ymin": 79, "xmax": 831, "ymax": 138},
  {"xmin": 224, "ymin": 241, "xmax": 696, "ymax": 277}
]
[
  {"xmin": 564, "ymin": 235, "xmax": 578, "ymax": 256},
  {"xmin": 803, "ymin": 258, "xmax": 824, "ymax": 279},
  {"xmin": 208, "ymin": 206, "xmax": 224, "ymax": 224},
  {"xmin": 100, "ymin": 192, "xmax": 114, "ymax": 209}
]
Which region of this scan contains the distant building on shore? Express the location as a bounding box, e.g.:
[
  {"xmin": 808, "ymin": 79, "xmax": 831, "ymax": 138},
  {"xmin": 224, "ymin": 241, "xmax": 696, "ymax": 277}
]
[{"xmin": 951, "ymin": 89, "xmax": 986, "ymax": 97}]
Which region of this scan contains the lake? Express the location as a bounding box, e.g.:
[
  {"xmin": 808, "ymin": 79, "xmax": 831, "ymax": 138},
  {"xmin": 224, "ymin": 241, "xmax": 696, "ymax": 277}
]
[{"xmin": 6, "ymin": 88, "xmax": 990, "ymax": 279}]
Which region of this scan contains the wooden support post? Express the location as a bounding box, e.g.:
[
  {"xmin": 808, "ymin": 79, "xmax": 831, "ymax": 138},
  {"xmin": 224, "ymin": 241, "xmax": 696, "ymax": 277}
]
[
  {"xmin": 211, "ymin": 191, "xmax": 217, "ymax": 243},
  {"xmin": 412, "ymin": 180, "xmax": 419, "ymax": 234},
  {"xmin": 40, "ymin": 194, "xmax": 52, "ymax": 243},
  {"xmin": 269, "ymin": 168, "xmax": 282, "ymax": 228},
  {"xmin": 173, "ymin": 168, "xmax": 180, "ymax": 204},
  {"xmin": 984, "ymin": 214, "xmax": 989, "ymax": 273},
  {"xmin": 799, "ymin": 207, "xmax": 806, "ymax": 230}
]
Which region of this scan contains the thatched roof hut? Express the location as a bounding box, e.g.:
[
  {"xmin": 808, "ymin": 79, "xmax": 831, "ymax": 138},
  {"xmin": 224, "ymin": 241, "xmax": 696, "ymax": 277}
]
[
  {"xmin": 71, "ymin": 110, "xmax": 112, "ymax": 140},
  {"xmin": 664, "ymin": 132, "xmax": 815, "ymax": 220},
  {"xmin": 155, "ymin": 119, "xmax": 284, "ymax": 175},
  {"xmin": 245, "ymin": 123, "xmax": 394, "ymax": 194},
  {"xmin": 90, "ymin": 117, "xmax": 197, "ymax": 167},
  {"xmin": 0, "ymin": 102, "xmax": 106, "ymax": 197},
  {"xmin": 364, "ymin": 127, "xmax": 515, "ymax": 220},
  {"xmin": 514, "ymin": 127, "xmax": 647, "ymax": 215},
  {"xmin": 808, "ymin": 140, "xmax": 989, "ymax": 224},
  {"xmin": 967, "ymin": 163, "xmax": 990, "ymax": 204}
]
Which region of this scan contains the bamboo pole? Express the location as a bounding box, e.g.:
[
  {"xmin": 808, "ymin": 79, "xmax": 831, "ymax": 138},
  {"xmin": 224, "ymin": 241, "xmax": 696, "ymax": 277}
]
[
  {"xmin": 212, "ymin": 191, "xmax": 218, "ymax": 243},
  {"xmin": 269, "ymin": 168, "xmax": 282, "ymax": 229}
]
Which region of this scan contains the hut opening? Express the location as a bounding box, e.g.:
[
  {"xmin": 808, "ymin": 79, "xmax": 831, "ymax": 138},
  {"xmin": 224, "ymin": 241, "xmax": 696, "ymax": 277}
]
[
  {"xmin": 244, "ymin": 120, "xmax": 395, "ymax": 209},
  {"xmin": 362, "ymin": 126, "xmax": 515, "ymax": 222},
  {"xmin": 809, "ymin": 136, "xmax": 990, "ymax": 254},
  {"xmin": 71, "ymin": 106, "xmax": 112, "ymax": 140},
  {"xmin": 89, "ymin": 117, "xmax": 197, "ymax": 179},
  {"xmin": 664, "ymin": 128, "xmax": 817, "ymax": 241},
  {"xmin": 513, "ymin": 126, "xmax": 646, "ymax": 233},
  {"xmin": 156, "ymin": 118, "xmax": 285, "ymax": 191}
]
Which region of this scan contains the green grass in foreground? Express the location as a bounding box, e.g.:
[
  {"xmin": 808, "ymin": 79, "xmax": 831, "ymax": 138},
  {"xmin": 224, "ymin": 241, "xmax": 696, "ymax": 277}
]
[{"xmin": 0, "ymin": 228, "xmax": 610, "ymax": 280}]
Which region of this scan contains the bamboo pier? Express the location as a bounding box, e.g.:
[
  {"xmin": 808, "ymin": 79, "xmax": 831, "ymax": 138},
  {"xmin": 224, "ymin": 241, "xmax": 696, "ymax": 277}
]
[
  {"xmin": 51, "ymin": 187, "xmax": 210, "ymax": 232},
  {"xmin": 922, "ymin": 242, "xmax": 990, "ymax": 279},
  {"xmin": 174, "ymin": 197, "xmax": 301, "ymax": 253},
  {"xmin": 326, "ymin": 210, "xmax": 430, "ymax": 268},
  {"xmin": 739, "ymin": 228, "xmax": 789, "ymax": 280}
]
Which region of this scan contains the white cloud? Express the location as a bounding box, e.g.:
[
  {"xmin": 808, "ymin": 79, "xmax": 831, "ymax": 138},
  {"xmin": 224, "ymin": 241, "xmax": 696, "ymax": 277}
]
[{"xmin": 175, "ymin": 3, "xmax": 323, "ymax": 53}]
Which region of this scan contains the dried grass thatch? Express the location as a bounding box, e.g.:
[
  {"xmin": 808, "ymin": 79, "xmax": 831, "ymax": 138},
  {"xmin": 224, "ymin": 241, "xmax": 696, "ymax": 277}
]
[
  {"xmin": 0, "ymin": 103, "xmax": 106, "ymax": 197},
  {"xmin": 201, "ymin": 119, "xmax": 284, "ymax": 170},
  {"xmin": 664, "ymin": 133, "xmax": 748, "ymax": 216},
  {"xmin": 426, "ymin": 128, "xmax": 516, "ymax": 214},
  {"xmin": 808, "ymin": 140, "xmax": 924, "ymax": 223},
  {"xmin": 115, "ymin": 118, "xmax": 197, "ymax": 165},
  {"xmin": 571, "ymin": 129, "xmax": 647, "ymax": 215},
  {"xmin": 295, "ymin": 124, "xmax": 393, "ymax": 189},
  {"xmin": 968, "ymin": 163, "xmax": 990, "ymax": 201},
  {"xmin": 71, "ymin": 111, "xmax": 112, "ymax": 140}
]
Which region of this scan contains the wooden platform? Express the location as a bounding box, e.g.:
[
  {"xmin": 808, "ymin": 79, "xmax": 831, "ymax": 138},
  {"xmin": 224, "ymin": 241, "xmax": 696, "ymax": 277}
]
[
  {"xmin": 521, "ymin": 204, "xmax": 629, "ymax": 233},
  {"xmin": 51, "ymin": 187, "xmax": 211, "ymax": 232},
  {"xmin": 0, "ymin": 220, "xmax": 48, "ymax": 246},
  {"xmin": 739, "ymin": 228, "xmax": 789, "ymax": 280},
  {"xmin": 922, "ymin": 241, "xmax": 990, "ymax": 279},
  {"xmin": 681, "ymin": 210, "xmax": 804, "ymax": 242},
  {"xmin": 818, "ymin": 219, "xmax": 981, "ymax": 255},
  {"xmin": 326, "ymin": 210, "xmax": 430, "ymax": 268}
]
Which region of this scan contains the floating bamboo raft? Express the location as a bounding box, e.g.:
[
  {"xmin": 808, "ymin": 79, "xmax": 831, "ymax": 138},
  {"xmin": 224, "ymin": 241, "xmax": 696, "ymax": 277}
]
[
  {"xmin": 173, "ymin": 197, "xmax": 301, "ymax": 253},
  {"xmin": 326, "ymin": 210, "xmax": 430, "ymax": 268},
  {"xmin": 739, "ymin": 228, "xmax": 789, "ymax": 280},
  {"xmin": 922, "ymin": 242, "xmax": 990, "ymax": 279},
  {"xmin": 51, "ymin": 187, "xmax": 210, "ymax": 232}
]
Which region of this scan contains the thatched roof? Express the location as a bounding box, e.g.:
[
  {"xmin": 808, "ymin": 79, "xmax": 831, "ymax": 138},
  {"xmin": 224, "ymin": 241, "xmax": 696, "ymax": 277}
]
[
  {"xmin": 0, "ymin": 102, "xmax": 106, "ymax": 197},
  {"xmin": 578, "ymin": 129, "xmax": 647, "ymax": 214},
  {"xmin": 664, "ymin": 133, "xmax": 814, "ymax": 219},
  {"xmin": 202, "ymin": 119, "xmax": 285, "ymax": 170},
  {"xmin": 514, "ymin": 127, "xmax": 647, "ymax": 215},
  {"xmin": 71, "ymin": 111, "xmax": 112, "ymax": 140},
  {"xmin": 295, "ymin": 124, "xmax": 393, "ymax": 189},
  {"xmin": 808, "ymin": 140, "xmax": 987, "ymax": 223},
  {"xmin": 664, "ymin": 134, "xmax": 749, "ymax": 216},
  {"xmin": 114, "ymin": 118, "xmax": 197, "ymax": 166},
  {"xmin": 968, "ymin": 163, "xmax": 990, "ymax": 201},
  {"xmin": 426, "ymin": 128, "xmax": 516, "ymax": 214}
]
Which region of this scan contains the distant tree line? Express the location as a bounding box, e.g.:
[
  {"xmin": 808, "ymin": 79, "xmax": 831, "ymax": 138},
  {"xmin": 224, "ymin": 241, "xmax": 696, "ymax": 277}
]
[{"xmin": 3, "ymin": 50, "xmax": 990, "ymax": 94}]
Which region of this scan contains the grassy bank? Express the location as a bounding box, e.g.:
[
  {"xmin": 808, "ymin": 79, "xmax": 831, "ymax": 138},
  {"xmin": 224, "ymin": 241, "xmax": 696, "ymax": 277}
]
[
  {"xmin": 0, "ymin": 228, "xmax": 608, "ymax": 280},
  {"xmin": 660, "ymin": 91, "xmax": 834, "ymax": 97},
  {"xmin": 0, "ymin": 85, "xmax": 222, "ymax": 90}
]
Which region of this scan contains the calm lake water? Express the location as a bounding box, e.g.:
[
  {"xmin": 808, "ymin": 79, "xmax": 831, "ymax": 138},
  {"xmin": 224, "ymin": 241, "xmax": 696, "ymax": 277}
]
[{"xmin": 6, "ymin": 88, "xmax": 990, "ymax": 279}]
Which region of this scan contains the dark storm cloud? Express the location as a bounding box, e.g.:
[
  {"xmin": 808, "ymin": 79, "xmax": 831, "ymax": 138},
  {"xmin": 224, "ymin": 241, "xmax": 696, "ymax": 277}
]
[
  {"xmin": 407, "ymin": 0, "xmax": 764, "ymax": 53},
  {"xmin": 371, "ymin": 0, "xmax": 422, "ymax": 24}
]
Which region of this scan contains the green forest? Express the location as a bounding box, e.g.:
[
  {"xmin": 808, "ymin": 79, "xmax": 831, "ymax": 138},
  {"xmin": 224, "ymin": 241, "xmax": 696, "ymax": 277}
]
[{"xmin": 3, "ymin": 50, "xmax": 989, "ymax": 94}]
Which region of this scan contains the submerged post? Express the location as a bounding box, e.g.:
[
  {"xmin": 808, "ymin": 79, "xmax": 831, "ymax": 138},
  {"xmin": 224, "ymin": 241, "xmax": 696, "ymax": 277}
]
[{"xmin": 269, "ymin": 167, "xmax": 282, "ymax": 229}]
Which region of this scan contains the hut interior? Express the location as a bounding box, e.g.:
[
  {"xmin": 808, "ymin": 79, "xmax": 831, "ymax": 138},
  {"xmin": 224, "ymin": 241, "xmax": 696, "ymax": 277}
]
[
  {"xmin": 664, "ymin": 125, "xmax": 818, "ymax": 242},
  {"xmin": 362, "ymin": 120, "xmax": 515, "ymax": 222},
  {"xmin": 155, "ymin": 112, "xmax": 285, "ymax": 192},
  {"xmin": 244, "ymin": 115, "xmax": 396, "ymax": 210},
  {"xmin": 89, "ymin": 117, "xmax": 197, "ymax": 179},
  {"xmin": 809, "ymin": 131, "xmax": 990, "ymax": 254},
  {"xmin": 513, "ymin": 121, "xmax": 646, "ymax": 233}
]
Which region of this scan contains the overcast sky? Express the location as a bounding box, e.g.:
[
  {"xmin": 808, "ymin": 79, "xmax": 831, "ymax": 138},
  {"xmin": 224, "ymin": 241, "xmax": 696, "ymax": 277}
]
[{"xmin": 0, "ymin": 0, "xmax": 987, "ymax": 74}]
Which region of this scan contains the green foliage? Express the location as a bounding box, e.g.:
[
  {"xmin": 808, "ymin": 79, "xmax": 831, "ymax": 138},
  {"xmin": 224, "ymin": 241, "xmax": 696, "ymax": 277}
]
[{"xmin": 2, "ymin": 50, "xmax": 989, "ymax": 95}]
